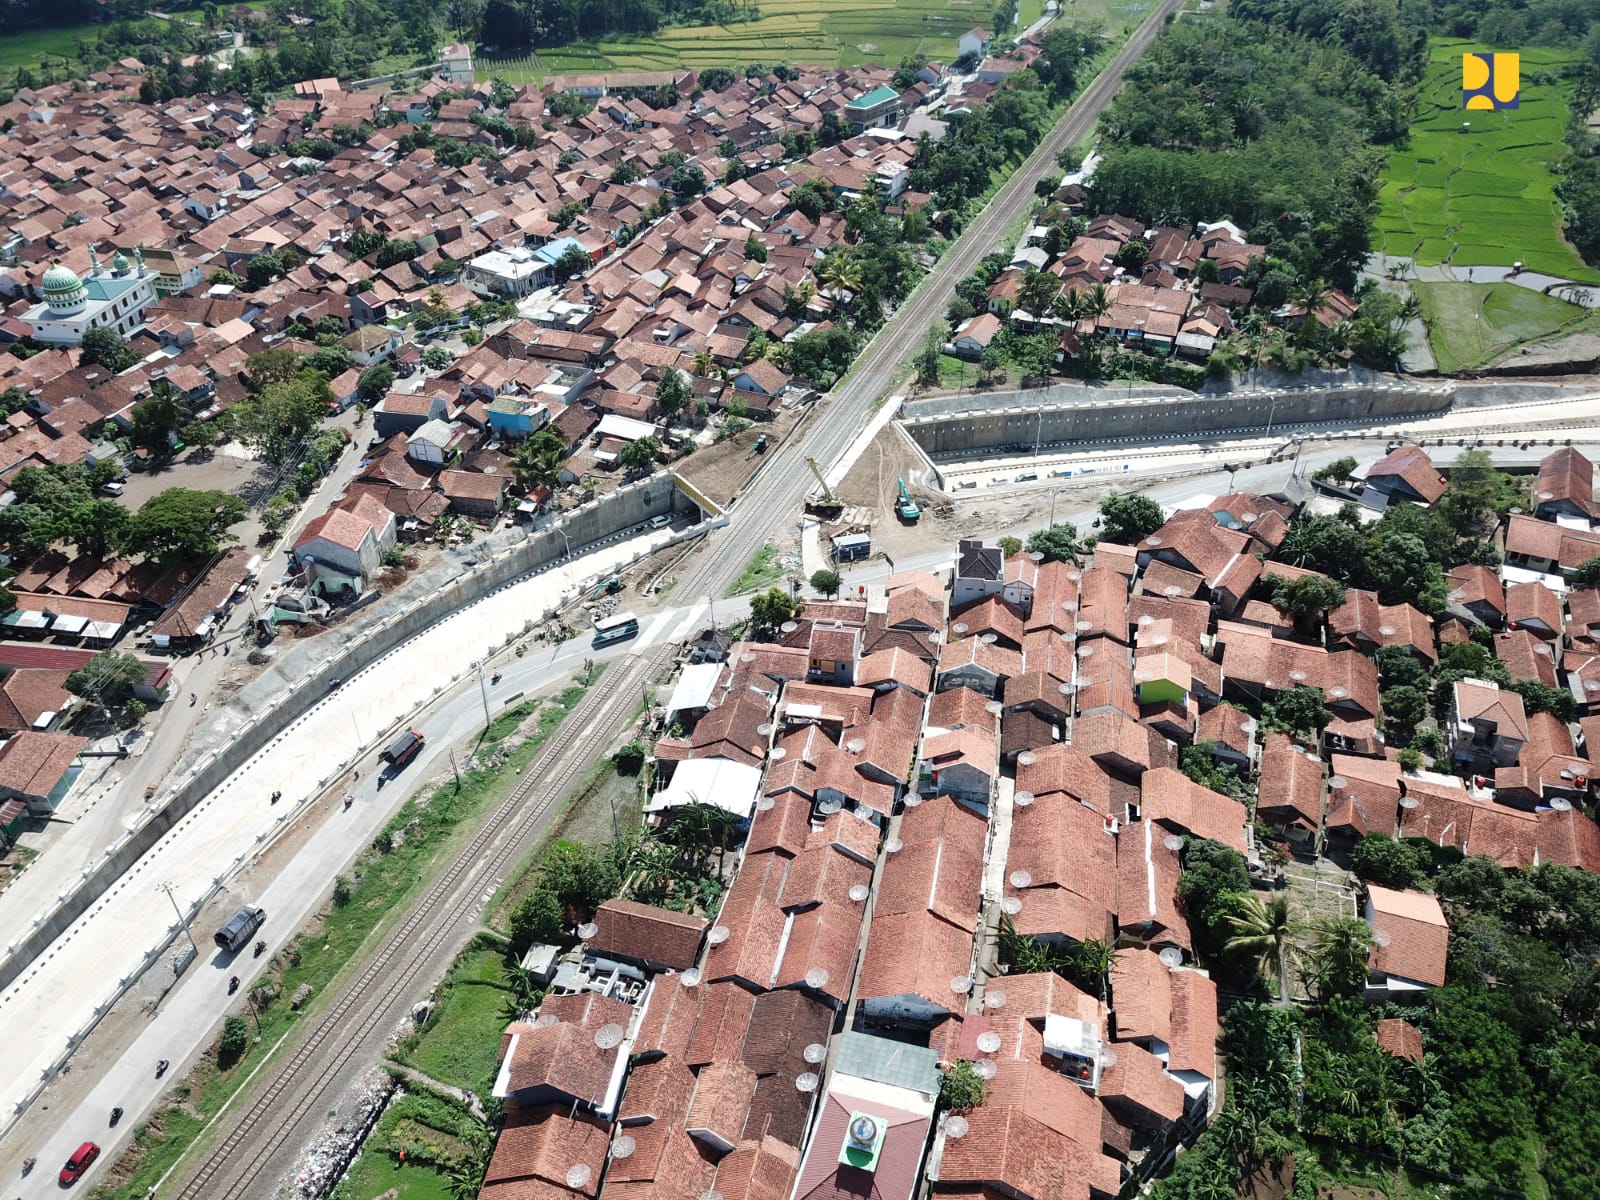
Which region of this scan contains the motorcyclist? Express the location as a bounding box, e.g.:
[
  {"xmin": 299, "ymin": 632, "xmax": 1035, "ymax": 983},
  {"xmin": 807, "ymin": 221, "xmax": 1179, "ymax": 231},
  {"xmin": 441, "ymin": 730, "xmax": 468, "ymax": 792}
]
[
  {"xmin": 110, "ymin": 1107, "xmax": 123, "ymax": 1125},
  {"xmin": 156, "ymin": 1059, "xmax": 168, "ymax": 1076},
  {"xmin": 228, "ymin": 975, "xmax": 239, "ymax": 993}
]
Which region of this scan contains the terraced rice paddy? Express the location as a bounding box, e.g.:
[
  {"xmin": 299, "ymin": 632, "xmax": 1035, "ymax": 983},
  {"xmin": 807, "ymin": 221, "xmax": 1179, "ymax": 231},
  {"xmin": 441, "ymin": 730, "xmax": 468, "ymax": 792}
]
[
  {"xmin": 1374, "ymin": 38, "xmax": 1600, "ymax": 283},
  {"xmin": 478, "ymin": 0, "xmax": 1153, "ymax": 80}
]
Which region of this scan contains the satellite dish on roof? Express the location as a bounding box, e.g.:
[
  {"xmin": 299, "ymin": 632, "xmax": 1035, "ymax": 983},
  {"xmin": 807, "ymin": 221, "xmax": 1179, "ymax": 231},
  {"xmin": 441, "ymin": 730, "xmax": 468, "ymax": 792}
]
[
  {"xmin": 981, "ymin": 632, "xmax": 999, "ymax": 644},
  {"xmin": 1138, "ymin": 614, "xmax": 1155, "ymax": 626},
  {"xmin": 535, "ymin": 1013, "xmax": 560, "ymax": 1027},
  {"xmin": 885, "ymin": 837, "xmax": 903, "ymax": 853},
  {"xmin": 1001, "ymin": 896, "xmax": 1022, "ymax": 915},
  {"xmin": 1327, "ymin": 775, "xmax": 1348, "ymax": 790},
  {"xmin": 681, "ymin": 968, "xmax": 702, "ymax": 987},
  {"xmin": 1017, "ymin": 750, "xmax": 1037, "ymax": 767},
  {"xmin": 805, "ymin": 966, "xmax": 831, "ymax": 989},
  {"xmin": 594, "ymin": 1023, "xmax": 625, "ymax": 1050},
  {"xmin": 795, "ymin": 1073, "xmax": 819, "ymax": 1093},
  {"xmin": 708, "ymin": 925, "xmax": 730, "ymax": 945},
  {"xmin": 758, "ymin": 722, "xmax": 774, "ymax": 736},
  {"xmin": 756, "ymin": 794, "xmax": 776, "ymax": 810},
  {"xmin": 971, "ymin": 1058, "xmax": 997, "ymax": 1080},
  {"xmin": 1399, "ymin": 796, "xmax": 1420, "ymax": 810},
  {"xmin": 1378, "ymin": 625, "xmax": 1396, "ymax": 637},
  {"xmin": 1240, "ymin": 719, "xmax": 1258, "ymax": 734},
  {"xmin": 1159, "ymin": 946, "xmax": 1184, "ymax": 969},
  {"xmin": 952, "ymin": 621, "xmax": 970, "ymax": 635},
  {"xmin": 849, "ymin": 883, "xmax": 870, "ymax": 902},
  {"xmin": 1066, "ymin": 571, "xmax": 1082, "ymax": 583},
  {"xmin": 946, "ymin": 1116, "xmax": 970, "ymax": 1139},
  {"xmin": 1146, "ymin": 535, "xmax": 1164, "ymax": 546},
  {"xmin": 1373, "ymin": 929, "xmax": 1392, "ymax": 947},
  {"xmin": 1030, "ymin": 551, "xmax": 1046, "ymax": 562},
  {"xmin": 903, "ymin": 793, "xmax": 923, "ymax": 807},
  {"xmin": 1289, "ymin": 668, "xmax": 1308, "ymax": 682},
  {"xmin": 567, "ymin": 1164, "xmax": 593, "ymax": 1190},
  {"xmin": 1163, "ymin": 834, "xmax": 1185, "ymax": 852},
  {"xmin": 612, "ymin": 1135, "xmax": 637, "ymax": 1160},
  {"xmin": 804, "ymin": 1042, "xmax": 828, "ymax": 1063},
  {"xmin": 1329, "ymin": 686, "xmax": 1349, "ymax": 699},
  {"xmin": 987, "ymin": 699, "xmax": 1004, "ymax": 715},
  {"xmin": 1010, "ymin": 869, "xmax": 1033, "ymax": 889},
  {"xmin": 1163, "ymin": 585, "xmax": 1182, "ymax": 599},
  {"xmin": 976, "ymin": 1030, "xmax": 1003, "ymax": 1054},
  {"xmin": 577, "ymin": 922, "xmax": 599, "ymax": 939},
  {"xmin": 1099, "ymin": 1047, "xmax": 1117, "ymax": 1069},
  {"xmin": 819, "ymin": 797, "xmax": 843, "ymax": 815},
  {"xmin": 781, "ymin": 621, "xmax": 799, "ymax": 633},
  {"xmin": 950, "ymin": 975, "xmax": 973, "ymax": 994},
  {"xmin": 984, "ymin": 990, "xmax": 1008, "ymax": 1010},
  {"xmin": 846, "ymin": 736, "xmax": 867, "ymax": 754},
  {"xmin": 1241, "ymin": 512, "xmax": 1258, "ymax": 523},
  {"xmin": 1551, "ymin": 796, "xmax": 1574, "ymax": 811},
  {"xmin": 1075, "ymin": 619, "xmax": 1093, "ymax": 632},
  {"xmin": 770, "ymin": 747, "xmax": 788, "ymax": 762},
  {"xmin": 1014, "ymin": 791, "xmax": 1034, "ymax": 807}
]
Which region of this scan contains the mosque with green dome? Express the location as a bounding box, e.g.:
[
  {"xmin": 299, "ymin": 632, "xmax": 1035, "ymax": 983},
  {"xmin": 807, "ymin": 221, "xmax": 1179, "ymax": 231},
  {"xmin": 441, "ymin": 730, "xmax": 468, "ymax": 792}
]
[{"xmin": 22, "ymin": 248, "xmax": 159, "ymax": 348}]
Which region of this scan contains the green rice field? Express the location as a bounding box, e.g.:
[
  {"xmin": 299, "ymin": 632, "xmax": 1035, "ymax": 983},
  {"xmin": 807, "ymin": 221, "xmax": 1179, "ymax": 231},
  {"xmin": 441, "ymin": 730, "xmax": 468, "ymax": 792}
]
[
  {"xmin": 479, "ymin": 0, "xmax": 1154, "ymax": 82},
  {"xmin": 1374, "ymin": 38, "xmax": 1600, "ymax": 283},
  {"xmin": 1413, "ymin": 281, "xmax": 1600, "ymax": 373}
]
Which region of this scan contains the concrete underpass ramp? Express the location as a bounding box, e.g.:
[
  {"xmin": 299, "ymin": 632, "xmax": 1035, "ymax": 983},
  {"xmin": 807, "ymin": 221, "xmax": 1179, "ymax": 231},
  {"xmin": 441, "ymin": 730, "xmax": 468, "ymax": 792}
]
[{"xmin": 673, "ymin": 471, "xmax": 724, "ymax": 519}]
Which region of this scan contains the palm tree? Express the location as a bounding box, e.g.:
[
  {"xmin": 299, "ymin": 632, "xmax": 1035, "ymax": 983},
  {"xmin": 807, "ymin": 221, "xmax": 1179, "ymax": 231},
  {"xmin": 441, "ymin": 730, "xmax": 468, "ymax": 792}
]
[
  {"xmin": 509, "ymin": 436, "xmax": 561, "ymax": 496},
  {"xmin": 691, "ymin": 349, "xmax": 716, "ymax": 378},
  {"xmin": 1052, "ymin": 286, "xmax": 1086, "ymax": 325},
  {"xmin": 817, "ymin": 251, "xmax": 862, "ymax": 304},
  {"xmin": 1082, "ymin": 282, "xmax": 1113, "ymax": 321},
  {"xmin": 1019, "ymin": 268, "xmax": 1059, "ymax": 318},
  {"xmin": 1224, "ymin": 891, "xmax": 1297, "ymax": 1004},
  {"xmin": 1301, "ymin": 915, "xmax": 1373, "ymax": 1001}
]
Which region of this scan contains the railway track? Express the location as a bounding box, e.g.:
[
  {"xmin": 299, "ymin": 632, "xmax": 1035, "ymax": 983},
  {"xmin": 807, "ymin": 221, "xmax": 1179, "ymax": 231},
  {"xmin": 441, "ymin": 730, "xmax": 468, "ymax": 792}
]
[
  {"xmin": 171, "ymin": 8, "xmax": 1183, "ymax": 1193},
  {"xmin": 175, "ymin": 647, "xmax": 669, "ymax": 1200}
]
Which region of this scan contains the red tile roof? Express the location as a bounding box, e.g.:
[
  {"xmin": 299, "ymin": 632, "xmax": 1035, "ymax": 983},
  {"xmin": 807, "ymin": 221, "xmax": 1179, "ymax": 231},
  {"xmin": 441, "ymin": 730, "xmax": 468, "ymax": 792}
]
[
  {"xmin": 481, "ymin": 1104, "xmax": 609, "ymax": 1200},
  {"xmin": 1139, "ymin": 767, "xmax": 1247, "ymax": 851},
  {"xmin": 1374, "ymin": 1017, "xmax": 1424, "ymax": 1064},
  {"xmin": 592, "ymin": 898, "xmax": 708, "ymax": 971},
  {"xmin": 1367, "ymin": 884, "xmax": 1449, "ymax": 987}
]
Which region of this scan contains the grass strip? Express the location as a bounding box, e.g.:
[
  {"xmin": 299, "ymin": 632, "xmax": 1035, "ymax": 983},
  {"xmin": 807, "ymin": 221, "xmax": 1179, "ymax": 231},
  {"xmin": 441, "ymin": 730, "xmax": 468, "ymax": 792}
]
[
  {"xmin": 723, "ymin": 543, "xmax": 785, "ymax": 597},
  {"xmin": 93, "ymin": 676, "xmax": 598, "ymax": 1200}
]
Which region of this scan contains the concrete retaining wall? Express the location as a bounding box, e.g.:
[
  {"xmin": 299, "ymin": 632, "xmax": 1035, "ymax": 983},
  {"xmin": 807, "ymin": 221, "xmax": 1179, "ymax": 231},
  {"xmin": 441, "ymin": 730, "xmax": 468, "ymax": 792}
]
[
  {"xmin": 900, "ymin": 381, "xmax": 1456, "ymax": 456},
  {"xmin": 0, "ymin": 476, "xmax": 687, "ymax": 994}
]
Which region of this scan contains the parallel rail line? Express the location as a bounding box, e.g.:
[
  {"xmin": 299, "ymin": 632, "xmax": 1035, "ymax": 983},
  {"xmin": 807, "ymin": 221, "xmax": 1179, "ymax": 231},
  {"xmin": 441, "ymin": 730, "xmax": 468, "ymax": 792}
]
[{"xmin": 175, "ymin": 648, "xmax": 666, "ymax": 1200}]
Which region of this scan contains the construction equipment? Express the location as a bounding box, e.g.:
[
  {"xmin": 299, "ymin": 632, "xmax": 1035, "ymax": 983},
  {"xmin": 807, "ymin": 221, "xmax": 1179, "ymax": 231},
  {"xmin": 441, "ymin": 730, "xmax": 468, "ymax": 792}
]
[
  {"xmin": 587, "ymin": 575, "xmax": 623, "ymax": 600},
  {"xmin": 753, "ymin": 434, "xmax": 769, "ymax": 454},
  {"xmin": 896, "ymin": 476, "xmax": 920, "ymax": 522},
  {"xmin": 804, "ymin": 456, "xmax": 842, "ymax": 516}
]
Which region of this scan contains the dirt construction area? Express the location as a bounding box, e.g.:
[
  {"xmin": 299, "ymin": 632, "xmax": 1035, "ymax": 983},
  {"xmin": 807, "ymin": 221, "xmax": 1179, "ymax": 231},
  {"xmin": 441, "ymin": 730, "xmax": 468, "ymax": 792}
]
[
  {"xmin": 827, "ymin": 422, "xmax": 1144, "ymax": 563},
  {"xmin": 676, "ymin": 407, "xmax": 805, "ymax": 510}
]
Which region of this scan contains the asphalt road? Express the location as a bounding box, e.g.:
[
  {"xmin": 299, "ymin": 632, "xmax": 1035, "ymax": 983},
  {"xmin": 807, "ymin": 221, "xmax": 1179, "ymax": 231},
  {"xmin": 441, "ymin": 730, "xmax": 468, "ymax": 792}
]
[{"xmin": 156, "ymin": 9, "xmax": 1189, "ymax": 1192}]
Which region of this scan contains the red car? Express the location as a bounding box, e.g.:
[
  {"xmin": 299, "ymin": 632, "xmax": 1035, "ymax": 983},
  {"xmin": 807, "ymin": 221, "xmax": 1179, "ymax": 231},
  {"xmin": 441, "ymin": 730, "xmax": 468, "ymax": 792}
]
[{"xmin": 60, "ymin": 1141, "xmax": 100, "ymax": 1185}]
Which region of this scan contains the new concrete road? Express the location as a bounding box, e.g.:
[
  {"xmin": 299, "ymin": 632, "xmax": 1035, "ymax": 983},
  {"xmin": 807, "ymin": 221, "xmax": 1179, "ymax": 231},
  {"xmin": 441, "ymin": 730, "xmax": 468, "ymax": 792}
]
[
  {"xmin": 936, "ymin": 388, "xmax": 1600, "ymax": 493},
  {"xmin": 0, "ymin": 526, "xmax": 678, "ymax": 1181}
]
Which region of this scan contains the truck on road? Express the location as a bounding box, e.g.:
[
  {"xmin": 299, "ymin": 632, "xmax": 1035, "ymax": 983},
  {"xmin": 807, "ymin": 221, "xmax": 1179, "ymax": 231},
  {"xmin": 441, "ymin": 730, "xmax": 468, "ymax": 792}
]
[
  {"xmin": 215, "ymin": 905, "xmax": 266, "ymax": 952},
  {"xmin": 381, "ymin": 728, "xmax": 426, "ymax": 769}
]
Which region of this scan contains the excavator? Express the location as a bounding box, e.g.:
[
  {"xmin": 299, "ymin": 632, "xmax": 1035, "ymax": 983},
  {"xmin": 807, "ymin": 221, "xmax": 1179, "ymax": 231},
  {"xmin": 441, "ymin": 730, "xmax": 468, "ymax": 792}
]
[{"xmin": 896, "ymin": 476, "xmax": 920, "ymax": 523}]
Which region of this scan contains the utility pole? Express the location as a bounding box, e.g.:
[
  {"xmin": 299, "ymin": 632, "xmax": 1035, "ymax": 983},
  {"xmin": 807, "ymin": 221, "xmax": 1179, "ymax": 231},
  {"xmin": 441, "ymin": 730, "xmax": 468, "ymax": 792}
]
[
  {"xmin": 157, "ymin": 881, "xmax": 200, "ymax": 961},
  {"xmin": 475, "ymin": 659, "xmax": 494, "ymax": 727},
  {"xmin": 449, "ymin": 748, "xmax": 462, "ymax": 791}
]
